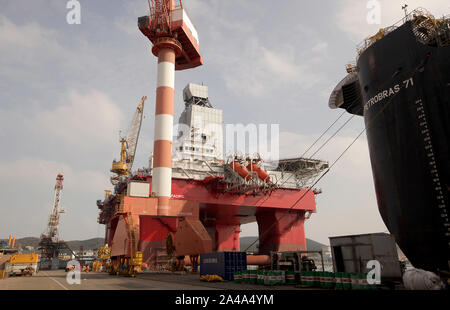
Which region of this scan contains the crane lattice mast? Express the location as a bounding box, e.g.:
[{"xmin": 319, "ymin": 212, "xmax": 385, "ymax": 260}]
[
  {"xmin": 111, "ymin": 96, "xmax": 146, "ymax": 181},
  {"xmin": 43, "ymin": 173, "xmax": 65, "ymax": 243},
  {"xmin": 126, "ymin": 96, "xmax": 146, "ymax": 172}
]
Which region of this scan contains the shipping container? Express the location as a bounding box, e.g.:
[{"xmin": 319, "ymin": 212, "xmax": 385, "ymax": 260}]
[
  {"xmin": 200, "ymin": 252, "xmax": 247, "ymax": 281},
  {"xmin": 127, "ymin": 181, "xmax": 150, "ymax": 198}
]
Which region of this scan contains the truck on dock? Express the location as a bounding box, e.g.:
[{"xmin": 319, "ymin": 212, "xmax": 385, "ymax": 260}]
[{"xmin": 4, "ymin": 253, "xmax": 40, "ymax": 277}]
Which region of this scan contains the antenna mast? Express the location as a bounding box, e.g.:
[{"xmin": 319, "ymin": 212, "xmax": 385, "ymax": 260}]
[{"xmin": 402, "ymin": 4, "xmax": 409, "ymax": 17}]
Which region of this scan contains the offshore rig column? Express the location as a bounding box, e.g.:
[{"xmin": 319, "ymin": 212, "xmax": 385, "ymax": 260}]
[{"xmin": 152, "ymin": 43, "xmax": 178, "ymax": 216}]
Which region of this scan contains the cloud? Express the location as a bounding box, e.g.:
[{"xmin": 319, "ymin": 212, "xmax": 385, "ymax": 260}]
[
  {"xmin": 115, "ymin": 18, "xmax": 137, "ymax": 36},
  {"xmin": 213, "ymin": 38, "xmax": 326, "ymax": 99},
  {"xmin": 0, "ymin": 89, "xmax": 124, "ymax": 159},
  {"xmin": 178, "ymin": 1, "xmax": 328, "ymax": 100},
  {"xmin": 278, "ymin": 130, "xmax": 371, "ymax": 181},
  {"xmin": 336, "ymin": 0, "xmax": 450, "ymax": 42},
  {"xmin": 30, "ymin": 90, "xmax": 124, "ymax": 146},
  {"xmin": 0, "ymin": 14, "xmax": 70, "ymax": 69},
  {"xmin": 0, "ymin": 15, "xmax": 56, "ymax": 49},
  {"xmin": 0, "ymin": 157, "xmax": 111, "ymax": 240},
  {"xmin": 0, "ymin": 157, "xmax": 110, "ymax": 194},
  {"xmin": 279, "ymin": 129, "xmax": 387, "ymax": 243},
  {"xmin": 311, "ymin": 41, "xmax": 328, "ymax": 53}
]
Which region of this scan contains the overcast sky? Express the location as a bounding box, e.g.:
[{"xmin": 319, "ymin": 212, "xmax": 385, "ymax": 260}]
[{"xmin": 1, "ymin": 0, "xmax": 448, "ymax": 245}]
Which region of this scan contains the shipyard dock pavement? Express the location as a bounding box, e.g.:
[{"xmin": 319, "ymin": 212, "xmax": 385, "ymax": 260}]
[{"xmin": 0, "ymin": 270, "xmax": 307, "ymax": 290}]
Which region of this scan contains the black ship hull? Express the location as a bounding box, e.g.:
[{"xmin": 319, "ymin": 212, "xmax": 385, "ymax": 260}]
[{"xmin": 331, "ymin": 18, "xmax": 450, "ymax": 271}]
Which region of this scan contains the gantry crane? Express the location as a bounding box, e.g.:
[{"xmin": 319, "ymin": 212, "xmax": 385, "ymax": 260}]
[{"xmin": 111, "ymin": 96, "xmax": 146, "ymax": 184}]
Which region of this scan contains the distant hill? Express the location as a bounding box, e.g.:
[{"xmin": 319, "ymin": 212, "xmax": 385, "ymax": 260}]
[
  {"xmin": 3, "ymin": 236, "xmax": 327, "ymax": 254},
  {"xmin": 240, "ymin": 236, "xmax": 328, "ymax": 253},
  {"xmin": 0, "ymin": 237, "xmax": 104, "ymax": 252},
  {"xmin": 65, "ymin": 238, "xmax": 105, "ymax": 251}
]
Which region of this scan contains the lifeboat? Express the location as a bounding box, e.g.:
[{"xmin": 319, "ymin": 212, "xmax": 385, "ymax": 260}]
[
  {"xmin": 229, "ymin": 161, "xmax": 251, "ymax": 181},
  {"xmin": 247, "ymin": 163, "xmax": 270, "ymax": 183},
  {"xmin": 202, "ymin": 176, "xmax": 215, "ymax": 183}
]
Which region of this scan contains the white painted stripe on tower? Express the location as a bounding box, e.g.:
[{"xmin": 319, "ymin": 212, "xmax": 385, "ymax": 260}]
[
  {"xmin": 154, "ymin": 114, "xmax": 174, "ymax": 142},
  {"xmin": 157, "ymin": 62, "xmax": 175, "ymax": 88},
  {"xmin": 152, "ymin": 167, "xmax": 172, "ymax": 197}
]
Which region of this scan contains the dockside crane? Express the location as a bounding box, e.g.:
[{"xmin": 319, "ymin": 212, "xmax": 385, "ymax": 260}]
[
  {"xmin": 38, "ymin": 173, "xmax": 77, "ymax": 270},
  {"xmin": 41, "ymin": 173, "xmax": 65, "ymax": 243},
  {"xmin": 111, "ymin": 96, "xmax": 146, "ymax": 184}
]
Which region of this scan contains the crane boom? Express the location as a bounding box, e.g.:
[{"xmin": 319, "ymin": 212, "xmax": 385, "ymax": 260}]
[
  {"xmin": 42, "ymin": 173, "xmax": 64, "ymax": 242},
  {"xmin": 126, "ymin": 96, "xmax": 146, "ymax": 172},
  {"xmin": 111, "ymin": 96, "xmax": 146, "ymax": 179}
]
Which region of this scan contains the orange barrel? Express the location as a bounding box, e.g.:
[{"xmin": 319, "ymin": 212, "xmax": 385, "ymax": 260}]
[
  {"xmin": 229, "ymin": 161, "xmax": 251, "ymax": 181},
  {"xmin": 247, "ymin": 163, "xmax": 270, "ymax": 183}
]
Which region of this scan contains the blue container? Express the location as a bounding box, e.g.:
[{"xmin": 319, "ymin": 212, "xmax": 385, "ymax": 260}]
[{"xmin": 200, "ymin": 252, "xmax": 247, "ymax": 281}]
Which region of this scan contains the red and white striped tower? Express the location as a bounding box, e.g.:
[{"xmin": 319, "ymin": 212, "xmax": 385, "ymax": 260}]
[
  {"xmin": 139, "ymin": 0, "xmax": 203, "ymax": 215},
  {"xmin": 152, "ymin": 39, "xmax": 182, "ymax": 216}
]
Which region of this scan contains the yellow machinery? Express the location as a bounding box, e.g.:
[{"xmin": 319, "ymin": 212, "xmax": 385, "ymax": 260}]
[
  {"xmin": 127, "ymin": 251, "xmax": 143, "ymax": 277},
  {"xmin": 98, "ymin": 245, "xmax": 111, "ymax": 260},
  {"xmin": 357, "ymin": 8, "xmax": 449, "ymax": 58},
  {"xmin": 7, "ymin": 254, "xmax": 40, "ymax": 276},
  {"xmin": 131, "ymin": 251, "xmax": 143, "ymax": 266},
  {"xmin": 9, "ymin": 253, "xmax": 40, "ymax": 264},
  {"xmin": 94, "ymin": 245, "xmax": 111, "ymax": 272},
  {"xmin": 111, "ymin": 96, "xmax": 146, "ymax": 184}
]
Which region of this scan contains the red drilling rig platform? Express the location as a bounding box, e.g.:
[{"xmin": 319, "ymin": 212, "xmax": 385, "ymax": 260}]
[
  {"xmin": 97, "ymin": 0, "xmax": 328, "ymax": 269},
  {"xmin": 97, "ymin": 84, "xmax": 328, "ymax": 269}
]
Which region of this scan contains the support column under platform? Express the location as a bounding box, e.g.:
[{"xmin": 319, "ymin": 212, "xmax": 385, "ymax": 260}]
[
  {"xmin": 204, "ymin": 223, "xmax": 241, "ymax": 252},
  {"xmin": 110, "ymin": 213, "xmax": 140, "ymax": 258},
  {"xmin": 139, "ymin": 217, "xmax": 177, "ymax": 266},
  {"xmin": 109, "ymin": 197, "xmax": 212, "ymax": 267},
  {"xmin": 256, "ymin": 210, "xmax": 307, "ymax": 254}
]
